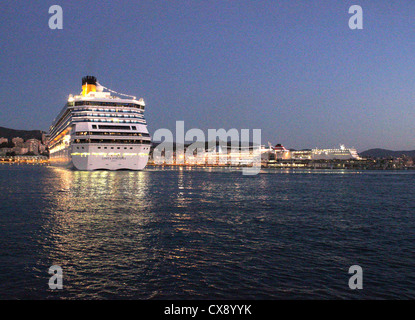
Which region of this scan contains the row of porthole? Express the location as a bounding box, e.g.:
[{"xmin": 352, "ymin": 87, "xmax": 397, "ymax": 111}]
[{"xmin": 74, "ymin": 146, "xmax": 150, "ymax": 150}]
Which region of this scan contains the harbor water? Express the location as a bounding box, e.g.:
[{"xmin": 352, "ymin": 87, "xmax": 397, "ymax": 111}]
[{"xmin": 1, "ymin": 165, "xmax": 414, "ymax": 299}]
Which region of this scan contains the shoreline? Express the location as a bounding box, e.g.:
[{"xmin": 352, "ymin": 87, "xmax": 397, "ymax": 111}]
[{"xmin": 1, "ymin": 161, "xmax": 414, "ymax": 171}]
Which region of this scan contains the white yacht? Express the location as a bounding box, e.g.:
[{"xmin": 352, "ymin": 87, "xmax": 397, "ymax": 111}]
[{"xmin": 48, "ymin": 76, "xmax": 151, "ymax": 170}]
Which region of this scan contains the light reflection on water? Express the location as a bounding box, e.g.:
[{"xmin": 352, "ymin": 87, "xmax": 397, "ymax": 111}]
[
  {"xmin": 0, "ymin": 165, "xmax": 415, "ymax": 299},
  {"xmin": 40, "ymin": 169, "xmax": 154, "ymax": 299}
]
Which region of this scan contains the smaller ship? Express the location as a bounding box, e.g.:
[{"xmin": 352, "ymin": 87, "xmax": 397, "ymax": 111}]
[
  {"xmin": 311, "ymin": 144, "xmax": 361, "ymax": 160},
  {"xmin": 276, "ymin": 144, "xmax": 361, "ymax": 160}
]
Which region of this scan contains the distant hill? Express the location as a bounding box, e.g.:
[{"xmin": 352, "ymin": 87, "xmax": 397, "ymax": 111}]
[
  {"xmin": 360, "ymin": 148, "xmax": 415, "ymax": 158},
  {"xmin": 0, "ymin": 126, "xmax": 44, "ymax": 141}
]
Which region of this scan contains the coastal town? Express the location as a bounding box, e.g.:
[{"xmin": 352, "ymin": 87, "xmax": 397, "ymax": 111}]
[
  {"xmin": 0, "ymin": 130, "xmax": 414, "ymax": 170},
  {"xmin": 0, "ymin": 134, "xmax": 48, "ymax": 164}
]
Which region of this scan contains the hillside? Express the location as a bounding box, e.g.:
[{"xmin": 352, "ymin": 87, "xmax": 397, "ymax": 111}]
[
  {"xmin": 360, "ymin": 148, "xmax": 415, "ymax": 158},
  {"xmin": 0, "ymin": 126, "xmax": 44, "ymax": 141}
]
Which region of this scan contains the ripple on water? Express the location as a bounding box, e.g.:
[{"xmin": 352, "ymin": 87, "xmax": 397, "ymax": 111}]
[{"xmin": 0, "ymin": 166, "xmax": 415, "ymax": 299}]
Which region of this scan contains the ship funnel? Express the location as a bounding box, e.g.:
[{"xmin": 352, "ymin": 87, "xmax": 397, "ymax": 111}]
[{"xmin": 82, "ymin": 75, "xmax": 97, "ymax": 96}]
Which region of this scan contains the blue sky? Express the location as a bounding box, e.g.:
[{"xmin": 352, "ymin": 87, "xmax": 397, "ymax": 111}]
[{"xmin": 1, "ymin": 0, "xmax": 414, "ymax": 151}]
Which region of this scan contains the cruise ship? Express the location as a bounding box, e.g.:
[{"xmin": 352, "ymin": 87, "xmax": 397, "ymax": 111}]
[
  {"xmin": 48, "ymin": 76, "xmax": 151, "ymax": 170},
  {"xmin": 311, "ymin": 144, "xmax": 361, "ymax": 160},
  {"xmin": 278, "ymin": 144, "xmax": 361, "ymax": 160}
]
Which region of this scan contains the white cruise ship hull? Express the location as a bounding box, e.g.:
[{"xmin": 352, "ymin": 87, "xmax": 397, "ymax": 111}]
[{"xmin": 50, "ymin": 144, "xmax": 149, "ymax": 170}]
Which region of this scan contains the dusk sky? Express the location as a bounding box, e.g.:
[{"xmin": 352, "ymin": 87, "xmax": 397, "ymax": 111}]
[{"xmin": 1, "ymin": 0, "xmax": 414, "ymax": 151}]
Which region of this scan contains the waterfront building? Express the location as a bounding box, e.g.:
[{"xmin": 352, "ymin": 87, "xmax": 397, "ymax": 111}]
[
  {"xmin": 25, "ymin": 139, "xmax": 41, "ymax": 155},
  {"xmin": 12, "ymin": 147, "xmax": 29, "ymax": 155},
  {"xmin": 0, "ymin": 148, "xmax": 12, "ymax": 156},
  {"xmin": 12, "ymin": 137, "xmax": 24, "ymax": 147}
]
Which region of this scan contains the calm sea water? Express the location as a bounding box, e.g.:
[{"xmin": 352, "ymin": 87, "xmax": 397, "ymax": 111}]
[{"xmin": 0, "ymin": 164, "xmax": 414, "ymax": 299}]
